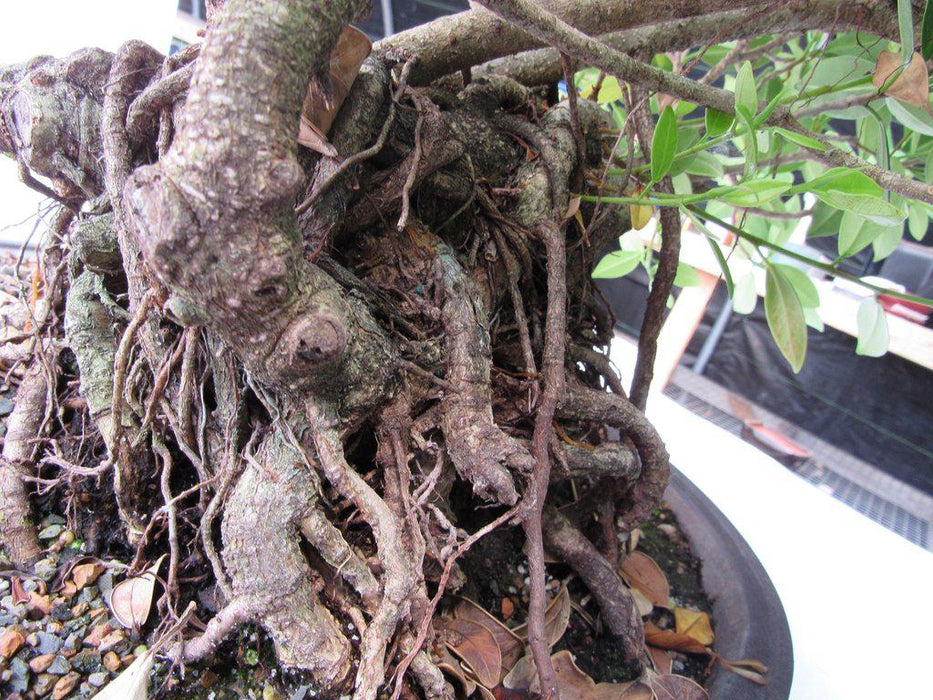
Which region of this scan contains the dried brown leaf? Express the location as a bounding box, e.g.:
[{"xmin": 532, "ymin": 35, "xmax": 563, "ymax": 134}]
[
  {"xmin": 512, "ymin": 585, "xmax": 571, "ymax": 647},
  {"xmin": 299, "ymin": 25, "xmax": 371, "ymax": 155},
  {"xmin": 441, "ymin": 617, "xmax": 502, "ymax": 688},
  {"xmin": 644, "ymin": 622, "xmax": 710, "ymax": 656},
  {"xmin": 648, "ymin": 646, "xmax": 674, "ymax": 675},
  {"xmin": 108, "ymin": 555, "xmax": 164, "ymax": 630},
  {"xmin": 434, "ymin": 644, "xmax": 477, "ymax": 696},
  {"xmin": 873, "ymin": 50, "xmax": 930, "ymax": 109},
  {"xmin": 716, "ymin": 656, "xmax": 769, "ymax": 685},
  {"xmin": 647, "ymin": 673, "xmax": 709, "ymax": 700},
  {"xmin": 503, "ymin": 651, "xmax": 651, "ymax": 700},
  {"xmin": 454, "ymin": 597, "xmax": 524, "ymax": 675},
  {"xmin": 673, "ymin": 607, "xmax": 714, "ymax": 646},
  {"xmin": 619, "ymin": 552, "xmax": 670, "ymax": 608},
  {"xmin": 11, "ymin": 577, "xmax": 28, "ymax": 605}
]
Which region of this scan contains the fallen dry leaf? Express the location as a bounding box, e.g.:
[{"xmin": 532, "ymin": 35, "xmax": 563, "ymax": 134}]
[
  {"xmin": 630, "ymin": 586, "xmax": 654, "ymax": 618},
  {"xmin": 108, "ymin": 555, "xmax": 164, "ymax": 630},
  {"xmin": 504, "ymin": 650, "xmax": 651, "ymax": 700},
  {"xmin": 647, "ymin": 672, "xmax": 709, "ymax": 700},
  {"xmin": 630, "ymin": 201, "xmax": 653, "ymax": 231},
  {"xmin": 873, "ymin": 50, "xmax": 930, "ymax": 109},
  {"xmin": 11, "ymin": 577, "xmax": 29, "ymax": 605},
  {"xmin": 512, "ymin": 585, "xmax": 571, "ymax": 648},
  {"xmin": 619, "ymin": 551, "xmax": 670, "ymax": 608},
  {"xmin": 644, "ymin": 622, "xmax": 710, "ymax": 656},
  {"xmin": 434, "ymin": 643, "xmax": 477, "ymax": 697},
  {"xmin": 299, "ymin": 25, "xmax": 372, "ymax": 155},
  {"xmin": 454, "ymin": 597, "xmax": 524, "ymax": 674},
  {"xmin": 673, "ymin": 607, "xmax": 714, "ymax": 646},
  {"xmin": 92, "ymin": 647, "xmax": 155, "ymax": 700},
  {"xmin": 715, "ymin": 656, "xmax": 769, "ymax": 686},
  {"xmin": 648, "ymin": 646, "xmax": 674, "ymax": 675},
  {"xmin": 439, "ymin": 616, "xmax": 503, "ymax": 688}
]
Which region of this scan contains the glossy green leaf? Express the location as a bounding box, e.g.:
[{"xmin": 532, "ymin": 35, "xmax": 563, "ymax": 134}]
[
  {"xmin": 871, "ymin": 223, "xmax": 903, "ymax": 260},
  {"xmin": 838, "ymin": 211, "xmax": 888, "ymax": 257},
  {"xmin": 897, "ymin": 0, "xmax": 915, "ymax": 65},
  {"xmin": 773, "ymin": 264, "xmax": 820, "ymax": 308},
  {"xmin": 673, "ymin": 262, "xmax": 701, "ymax": 287},
  {"xmin": 908, "ymin": 202, "xmax": 931, "ymax": 240},
  {"xmin": 652, "ymin": 106, "xmax": 678, "ymax": 181},
  {"xmin": 722, "ymin": 179, "xmax": 791, "ymax": 207},
  {"xmin": 592, "ymin": 250, "xmax": 642, "ymax": 279},
  {"xmin": 887, "ymin": 98, "xmax": 933, "ymax": 137},
  {"xmin": 807, "ymin": 202, "xmax": 844, "ymax": 239},
  {"xmin": 705, "ymin": 108, "xmax": 734, "ymax": 138},
  {"xmin": 818, "ymin": 192, "xmax": 905, "ymax": 226},
  {"xmin": 772, "ymin": 127, "xmax": 826, "ymax": 151},
  {"xmin": 765, "ymin": 265, "xmax": 808, "ymax": 373},
  {"xmin": 923, "ymin": 0, "xmax": 933, "ymax": 60},
  {"xmin": 804, "ymin": 307, "xmax": 825, "ymax": 332},
  {"xmin": 734, "ymin": 60, "xmax": 759, "ymax": 119},
  {"xmin": 732, "ymin": 273, "xmax": 758, "ymax": 315},
  {"xmin": 682, "ymin": 150, "xmax": 725, "ymax": 178},
  {"xmin": 856, "ymin": 298, "xmax": 889, "ymax": 357}
]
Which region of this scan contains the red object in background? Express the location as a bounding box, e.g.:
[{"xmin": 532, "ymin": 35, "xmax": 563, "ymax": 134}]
[
  {"xmin": 878, "ymin": 293, "xmax": 930, "ymax": 324},
  {"xmin": 742, "ymin": 421, "xmax": 811, "ymax": 466}
]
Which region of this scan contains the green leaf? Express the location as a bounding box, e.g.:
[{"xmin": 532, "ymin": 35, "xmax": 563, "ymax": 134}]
[
  {"xmin": 871, "ymin": 223, "xmax": 903, "ymax": 260},
  {"xmin": 807, "ymin": 202, "xmax": 844, "ymax": 238},
  {"xmin": 898, "ymin": 0, "xmax": 915, "ymax": 65},
  {"xmin": 765, "ymin": 265, "xmax": 808, "ymax": 373},
  {"xmin": 804, "ymin": 307, "xmax": 825, "ymax": 332},
  {"xmin": 795, "ymin": 167, "xmax": 882, "ymax": 197},
  {"xmin": 856, "ymin": 298, "xmax": 889, "ymax": 357},
  {"xmin": 908, "ymin": 202, "xmax": 930, "ymax": 240},
  {"xmin": 772, "ymin": 127, "xmax": 827, "ymax": 152},
  {"xmin": 838, "ymin": 211, "xmax": 888, "ymax": 257},
  {"xmin": 774, "ymin": 264, "xmax": 820, "ymax": 308},
  {"xmin": 818, "ymin": 191, "xmax": 905, "ymax": 226},
  {"xmin": 732, "ymin": 273, "xmax": 758, "ymax": 314},
  {"xmin": 652, "ymin": 106, "xmax": 678, "ymax": 181},
  {"xmin": 887, "ymin": 98, "xmax": 933, "ymax": 137},
  {"xmin": 705, "ymin": 108, "xmax": 734, "ymax": 138},
  {"xmin": 734, "ymin": 60, "xmax": 759, "ymax": 119},
  {"xmin": 682, "ymin": 150, "xmax": 724, "ymax": 178},
  {"xmin": 592, "ymin": 250, "xmax": 642, "ymax": 279},
  {"xmin": 722, "ymin": 179, "xmax": 791, "ymax": 207},
  {"xmin": 673, "ymin": 262, "xmax": 701, "ymax": 287},
  {"xmin": 924, "ymin": 0, "xmax": 933, "ymax": 60}
]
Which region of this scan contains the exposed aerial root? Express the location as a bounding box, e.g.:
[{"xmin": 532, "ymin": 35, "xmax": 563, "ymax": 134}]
[
  {"xmin": 557, "ymin": 385, "xmax": 670, "ymax": 531},
  {"xmin": 308, "ymin": 403, "xmax": 417, "ymax": 700},
  {"xmin": 542, "ymin": 506, "xmax": 644, "ymax": 662},
  {"xmin": 0, "ymin": 361, "xmax": 48, "ymax": 568},
  {"xmin": 215, "ymin": 427, "xmax": 353, "ymax": 687},
  {"xmin": 434, "ymin": 243, "xmax": 534, "ymax": 505}
]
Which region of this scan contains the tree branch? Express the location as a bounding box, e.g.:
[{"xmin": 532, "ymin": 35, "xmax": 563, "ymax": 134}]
[{"xmin": 475, "ymin": 0, "xmax": 933, "ymax": 206}]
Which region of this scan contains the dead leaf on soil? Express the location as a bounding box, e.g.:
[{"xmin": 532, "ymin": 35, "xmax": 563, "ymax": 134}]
[
  {"xmin": 512, "ymin": 585, "xmax": 571, "ymax": 648},
  {"xmin": 619, "ymin": 552, "xmax": 670, "ymax": 608},
  {"xmin": 629, "ymin": 586, "xmax": 653, "ymax": 618},
  {"xmin": 873, "ymin": 50, "xmax": 931, "ymax": 109},
  {"xmin": 434, "ymin": 643, "xmax": 477, "ymax": 697},
  {"xmin": 299, "ymin": 25, "xmax": 372, "ymax": 156},
  {"xmin": 92, "ymin": 646, "xmax": 155, "ymax": 700},
  {"xmin": 647, "ymin": 672, "xmax": 709, "ymax": 700},
  {"xmin": 504, "ymin": 650, "xmax": 651, "ymax": 700},
  {"xmin": 715, "ymin": 656, "xmax": 769, "ymax": 686},
  {"xmin": 438, "ymin": 616, "xmax": 503, "ymax": 688},
  {"xmin": 108, "ymin": 555, "xmax": 165, "ymax": 630},
  {"xmin": 644, "ymin": 622, "xmax": 710, "ymax": 656},
  {"xmin": 673, "ymin": 607, "xmax": 714, "ymax": 646},
  {"xmin": 647, "ymin": 646, "xmax": 674, "ymax": 675},
  {"xmin": 453, "ymin": 597, "xmax": 524, "ymax": 673}
]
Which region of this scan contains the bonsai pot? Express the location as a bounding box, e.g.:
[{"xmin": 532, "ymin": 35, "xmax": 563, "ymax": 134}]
[{"xmin": 665, "ymin": 467, "xmax": 794, "ymax": 699}]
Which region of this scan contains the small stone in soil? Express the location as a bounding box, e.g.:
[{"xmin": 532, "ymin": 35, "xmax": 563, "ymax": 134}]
[
  {"xmin": 88, "ymin": 671, "xmax": 109, "ymax": 687},
  {"xmin": 47, "ymin": 655, "xmax": 71, "ymax": 675},
  {"xmin": 29, "ymin": 652, "xmax": 55, "ymax": 673},
  {"xmin": 52, "ymin": 671, "xmax": 81, "ymax": 699}
]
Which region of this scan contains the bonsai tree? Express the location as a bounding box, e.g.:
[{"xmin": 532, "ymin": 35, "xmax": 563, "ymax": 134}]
[{"xmin": 1, "ymin": 0, "xmax": 930, "ymax": 697}]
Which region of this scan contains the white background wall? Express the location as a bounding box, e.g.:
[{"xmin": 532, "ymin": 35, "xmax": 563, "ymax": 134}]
[{"xmin": 0, "ymin": 1, "xmax": 177, "ymax": 246}]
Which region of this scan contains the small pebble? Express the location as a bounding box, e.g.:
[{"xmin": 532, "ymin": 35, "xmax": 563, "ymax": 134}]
[
  {"xmin": 29, "ymin": 653, "xmax": 55, "ymax": 673},
  {"xmin": 52, "ymin": 671, "xmax": 81, "ymax": 699},
  {"xmin": 0, "ymin": 628, "xmax": 25, "ymax": 658},
  {"xmin": 88, "ymin": 671, "xmax": 109, "ymax": 687},
  {"xmin": 47, "ymin": 655, "xmax": 71, "ymax": 675},
  {"xmin": 102, "ymin": 651, "xmax": 121, "ymax": 672}
]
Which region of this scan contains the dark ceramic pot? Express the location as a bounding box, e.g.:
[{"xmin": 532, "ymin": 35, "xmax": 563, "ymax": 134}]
[{"xmin": 665, "ymin": 468, "xmax": 794, "ymax": 699}]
